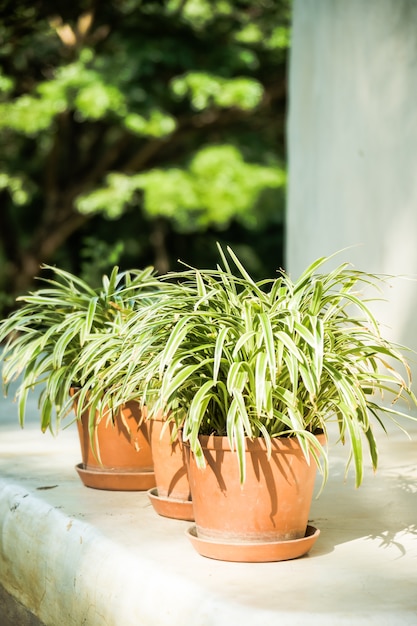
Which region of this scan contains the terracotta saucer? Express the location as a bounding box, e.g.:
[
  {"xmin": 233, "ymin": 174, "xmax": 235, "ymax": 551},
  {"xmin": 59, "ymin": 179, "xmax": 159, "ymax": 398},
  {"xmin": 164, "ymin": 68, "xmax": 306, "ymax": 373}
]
[
  {"xmin": 75, "ymin": 463, "xmax": 156, "ymax": 491},
  {"xmin": 147, "ymin": 488, "xmax": 194, "ymax": 521},
  {"xmin": 186, "ymin": 524, "xmax": 320, "ymax": 562}
]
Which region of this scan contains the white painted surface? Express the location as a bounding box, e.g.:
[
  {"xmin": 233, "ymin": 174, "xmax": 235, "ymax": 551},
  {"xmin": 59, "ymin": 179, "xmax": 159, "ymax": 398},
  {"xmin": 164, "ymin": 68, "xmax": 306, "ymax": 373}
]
[
  {"xmin": 287, "ymin": 0, "xmax": 417, "ymax": 365},
  {"xmin": 0, "ymin": 390, "xmax": 417, "ymax": 625}
]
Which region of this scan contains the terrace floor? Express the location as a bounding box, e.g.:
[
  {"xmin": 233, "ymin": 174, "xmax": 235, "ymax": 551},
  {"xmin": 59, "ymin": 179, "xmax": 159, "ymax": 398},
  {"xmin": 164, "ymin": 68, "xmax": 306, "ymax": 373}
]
[{"xmin": 0, "ymin": 388, "xmax": 416, "ymax": 626}]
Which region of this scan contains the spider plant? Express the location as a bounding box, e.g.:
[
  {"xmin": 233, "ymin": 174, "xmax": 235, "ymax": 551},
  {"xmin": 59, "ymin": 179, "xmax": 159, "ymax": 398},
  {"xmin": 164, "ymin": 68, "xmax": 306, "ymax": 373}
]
[
  {"xmin": 87, "ymin": 246, "xmax": 417, "ymax": 487},
  {"xmin": 0, "ymin": 264, "xmax": 160, "ymax": 434}
]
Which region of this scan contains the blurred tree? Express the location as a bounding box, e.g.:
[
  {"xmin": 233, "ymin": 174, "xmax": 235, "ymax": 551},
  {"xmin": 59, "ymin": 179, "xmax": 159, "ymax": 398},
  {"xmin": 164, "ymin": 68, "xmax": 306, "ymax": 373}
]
[{"xmin": 0, "ymin": 0, "xmax": 289, "ymax": 310}]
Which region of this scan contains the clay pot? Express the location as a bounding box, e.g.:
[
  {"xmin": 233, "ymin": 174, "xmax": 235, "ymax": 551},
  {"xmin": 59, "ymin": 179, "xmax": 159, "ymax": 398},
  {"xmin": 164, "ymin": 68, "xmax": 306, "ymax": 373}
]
[
  {"xmin": 185, "ymin": 434, "xmax": 324, "ymax": 543},
  {"xmin": 76, "ymin": 401, "xmax": 153, "ymax": 471},
  {"xmin": 71, "ymin": 389, "xmax": 155, "ymax": 490},
  {"xmin": 147, "ymin": 418, "xmax": 194, "ymax": 521},
  {"xmin": 149, "ymin": 418, "xmax": 191, "ymax": 500}
]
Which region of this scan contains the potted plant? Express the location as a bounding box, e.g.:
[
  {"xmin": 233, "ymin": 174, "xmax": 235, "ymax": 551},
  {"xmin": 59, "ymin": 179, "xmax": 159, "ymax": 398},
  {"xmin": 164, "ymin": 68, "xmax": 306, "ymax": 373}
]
[
  {"xmin": 98, "ymin": 246, "xmax": 417, "ymax": 561},
  {"xmin": 147, "ymin": 416, "xmax": 193, "ymax": 521},
  {"xmin": 77, "ymin": 288, "xmax": 194, "ymax": 519},
  {"xmin": 0, "ymin": 264, "xmax": 160, "ymax": 490}
]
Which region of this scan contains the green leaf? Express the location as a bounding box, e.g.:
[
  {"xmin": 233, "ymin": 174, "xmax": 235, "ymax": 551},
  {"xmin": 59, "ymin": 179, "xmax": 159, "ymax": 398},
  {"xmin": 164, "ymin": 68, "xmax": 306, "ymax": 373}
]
[
  {"xmin": 159, "ymin": 316, "xmax": 191, "ymax": 377},
  {"xmin": 255, "ymin": 351, "xmax": 268, "ymax": 417},
  {"xmin": 258, "ymin": 312, "xmax": 276, "ymax": 382},
  {"xmin": 213, "ymin": 326, "xmax": 229, "ymax": 383},
  {"xmin": 188, "ymin": 379, "xmax": 218, "ymax": 426}
]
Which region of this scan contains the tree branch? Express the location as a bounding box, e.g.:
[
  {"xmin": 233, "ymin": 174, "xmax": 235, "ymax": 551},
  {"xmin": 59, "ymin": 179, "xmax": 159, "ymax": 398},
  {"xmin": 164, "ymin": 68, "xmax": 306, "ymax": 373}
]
[{"xmin": 0, "ymin": 191, "xmax": 20, "ymax": 266}]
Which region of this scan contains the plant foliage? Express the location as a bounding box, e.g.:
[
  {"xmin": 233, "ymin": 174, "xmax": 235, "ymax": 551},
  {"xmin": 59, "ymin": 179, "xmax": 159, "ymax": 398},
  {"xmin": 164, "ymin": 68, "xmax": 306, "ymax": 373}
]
[
  {"xmin": 0, "ymin": 264, "xmax": 159, "ymax": 433},
  {"xmin": 84, "ymin": 247, "xmax": 417, "ymax": 486}
]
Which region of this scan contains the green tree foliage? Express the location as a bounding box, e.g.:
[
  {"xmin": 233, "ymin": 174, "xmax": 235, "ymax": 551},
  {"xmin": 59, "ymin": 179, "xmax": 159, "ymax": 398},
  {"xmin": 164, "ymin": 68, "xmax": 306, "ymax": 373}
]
[{"xmin": 0, "ymin": 0, "xmax": 290, "ymax": 311}]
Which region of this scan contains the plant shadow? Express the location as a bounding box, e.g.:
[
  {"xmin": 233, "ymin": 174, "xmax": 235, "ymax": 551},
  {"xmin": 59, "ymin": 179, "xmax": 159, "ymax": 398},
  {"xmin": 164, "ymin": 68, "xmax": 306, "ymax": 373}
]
[{"xmin": 307, "ymin": 459, "xmax": 417, "ymax": 558}]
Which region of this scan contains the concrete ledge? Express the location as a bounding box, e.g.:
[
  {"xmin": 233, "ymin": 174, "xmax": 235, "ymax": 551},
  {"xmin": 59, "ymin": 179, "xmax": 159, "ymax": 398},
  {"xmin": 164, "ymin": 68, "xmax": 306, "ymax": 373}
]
[
  {"xmin": 1, "ymin": 396, "xmax": 417, "ymax": 625},
  {"xmin": 0, "ymin": 480, "xmax": 202, "ymax": 626}
]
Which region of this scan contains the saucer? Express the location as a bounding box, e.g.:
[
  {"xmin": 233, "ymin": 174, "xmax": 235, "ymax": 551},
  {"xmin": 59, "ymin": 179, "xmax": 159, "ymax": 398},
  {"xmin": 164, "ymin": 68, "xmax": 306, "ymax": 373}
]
[
  {"xmin": 186, "ymin": 524, "xmax": 320, "ymax": 562},
  {"xmin": 147, "ymin": 488, "xmax": 194, "ymax": 521},
  {"xmin": 75, "ymin": 463, "xmax": 156, "ymax": 491}
]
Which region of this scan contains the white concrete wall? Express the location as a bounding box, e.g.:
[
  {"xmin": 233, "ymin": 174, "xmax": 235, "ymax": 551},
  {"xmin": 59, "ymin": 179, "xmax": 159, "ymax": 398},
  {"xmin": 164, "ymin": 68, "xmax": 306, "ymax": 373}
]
[{"xmin": 286, "ymin": 0, "xmax": 417, "ymax": 373}]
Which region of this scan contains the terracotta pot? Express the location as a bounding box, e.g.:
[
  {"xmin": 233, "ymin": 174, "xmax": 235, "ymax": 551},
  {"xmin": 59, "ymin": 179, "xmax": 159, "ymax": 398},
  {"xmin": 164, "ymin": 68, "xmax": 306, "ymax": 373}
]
[
  {"xmin": 149, "ymin": 418, "xmax": 191, "ymax": 501},
  {"xmin": 76, "ymin": 401, "xmax": 153, "ymax": 471},
  {"xmin": 185, "ymin": 434, "xmax": 324, "ymax": 543},
  {"xmin": 71, "ymin": 389, "xmax": 155, "ymax": 490}
]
